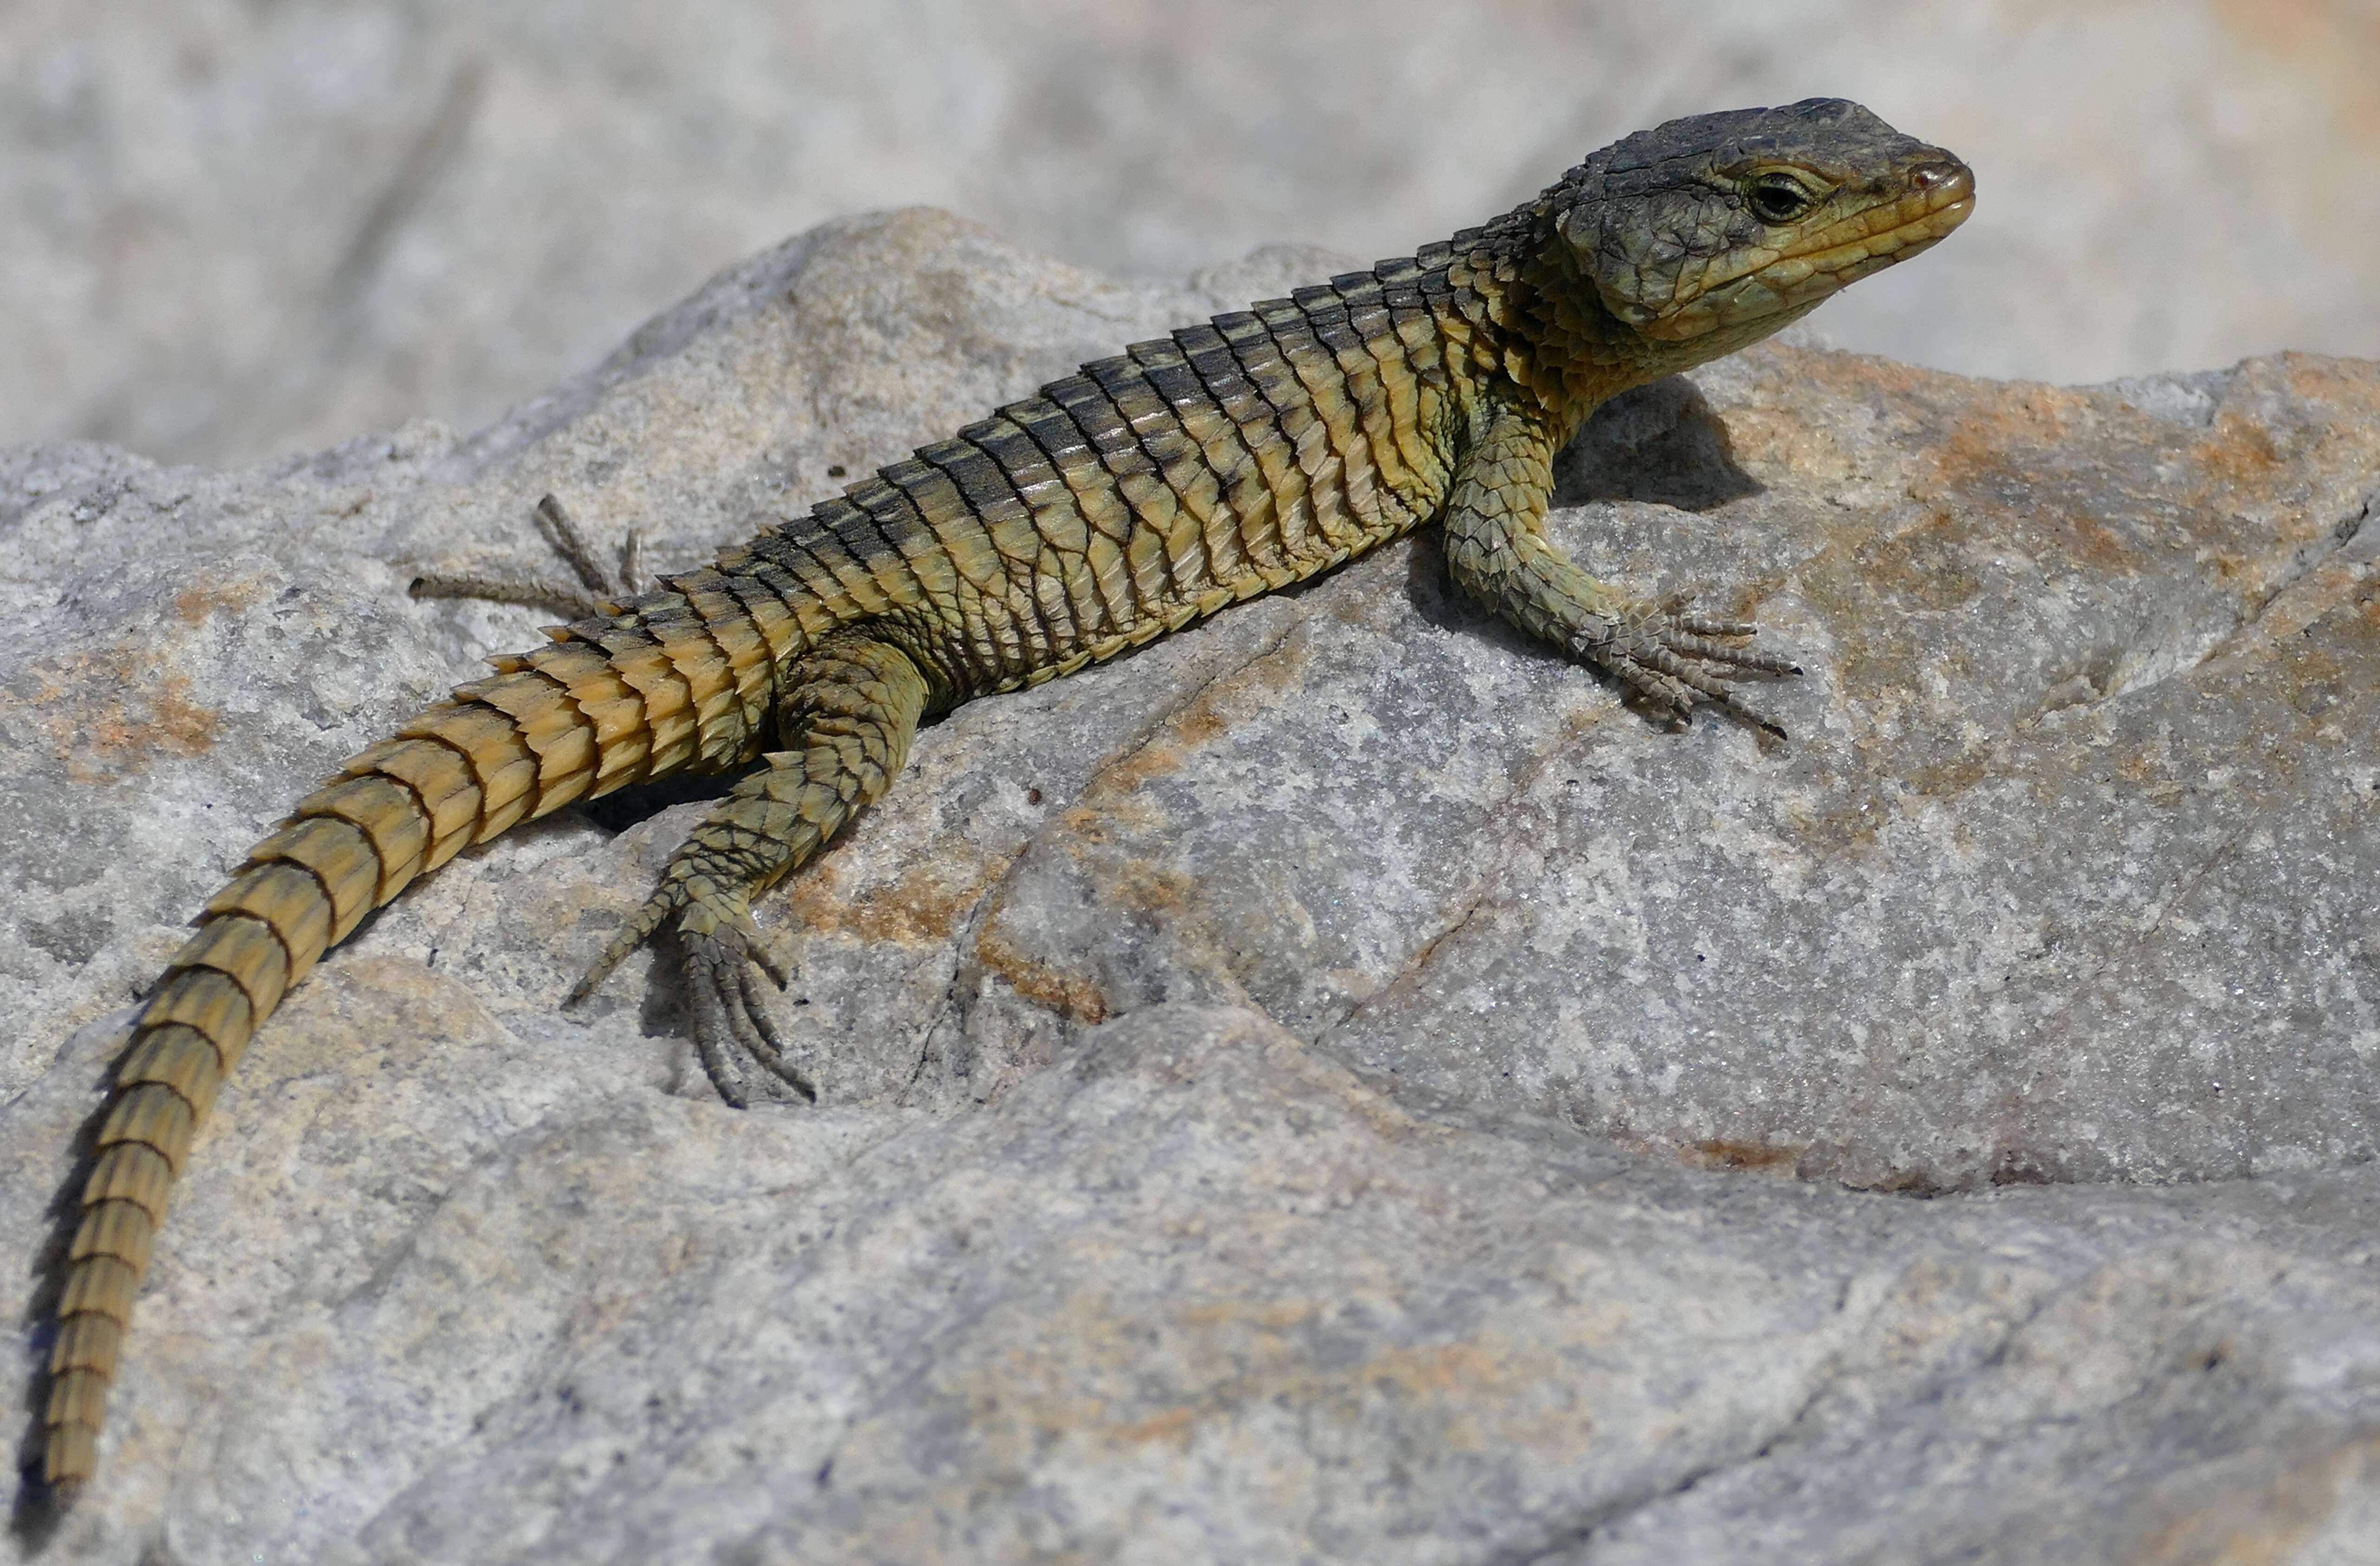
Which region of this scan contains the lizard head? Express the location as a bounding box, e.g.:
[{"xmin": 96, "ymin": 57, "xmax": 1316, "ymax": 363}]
[{"xmin": 1557, "ymin": 98, "xmax": 1973, "ymax": 352}]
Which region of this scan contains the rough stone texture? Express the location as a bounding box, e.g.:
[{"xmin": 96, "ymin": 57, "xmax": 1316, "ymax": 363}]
[
  {"xmin": 6, "ymin": 212, "xmax": 2380, "ymax": 1560},
  {"xmin": 7, "ymin": 0, "xmax": 2380, "ymax": 468}
]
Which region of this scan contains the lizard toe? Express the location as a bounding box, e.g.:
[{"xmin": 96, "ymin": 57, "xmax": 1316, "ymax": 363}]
[
  {"xmin": 670, "ymin": 886, "xmax": 811, "ymax": 1105},
  {"xmin": 678, "ymin": 923, "xmax": 813, "ymax": 1106},
  {"xmin": 728, "ymin": 957, "xmax": 815, "ymax": 1099},
  {"xmin": 680, "ymin": 940, "xmax": 754, "ymax": 1109},
  {"xmin": 1574, "ymin": 595, "xmax": 1798, "ymax": 738}
]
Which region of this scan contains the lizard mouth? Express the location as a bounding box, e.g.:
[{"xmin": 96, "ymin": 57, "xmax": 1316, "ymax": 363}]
[
  {"xmin": 1644, "ymin": 158, "xmax": 1975, "ymax": 341},
  {"xmin": 1761, "ymin": 159, "xmax": 1975, "ymax": 293}
]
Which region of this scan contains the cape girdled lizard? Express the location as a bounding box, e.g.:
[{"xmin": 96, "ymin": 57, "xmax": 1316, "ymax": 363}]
[{"xmin": 34, "ymin": 98, "xmax": 1972, "ymax": 1501}]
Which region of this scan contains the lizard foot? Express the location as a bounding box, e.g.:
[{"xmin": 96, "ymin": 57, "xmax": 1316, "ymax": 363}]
[
  {"xmin": 410, "ymin": 494, "xmax": 649, "ymax": 619},
  {"xmin": 1572, "ymin": 591, "xmax": 1801, "ymax": 740},
  {"xmin": 568, "ymin": 873, "xmax": 813, "ymax": 1109}
]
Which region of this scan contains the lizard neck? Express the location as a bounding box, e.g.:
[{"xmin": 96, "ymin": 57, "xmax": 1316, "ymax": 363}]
[{"xmin": 1432, "ymin": 200, "xmax": 1818, "ymax": 450}]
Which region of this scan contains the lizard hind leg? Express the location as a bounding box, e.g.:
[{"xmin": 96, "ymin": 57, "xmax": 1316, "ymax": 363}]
[
  {"xmin": 410, "ymin": 494, "xmax": 647, "ymax": 619},
  {"xmin": 569, "ymin": 633, "xmax": 932, "ymax": 1108}
]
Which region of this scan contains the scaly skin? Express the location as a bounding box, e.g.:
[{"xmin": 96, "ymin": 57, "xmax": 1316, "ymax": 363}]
[{"xmin": 37, "ymin": 98, "xmax": 1972, "ymax": 1501}]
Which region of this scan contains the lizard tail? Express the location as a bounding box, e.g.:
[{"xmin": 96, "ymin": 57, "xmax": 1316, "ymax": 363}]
[{"xmin": 40, "ymin": 592, "xmax": 785, "ymax": 1501}]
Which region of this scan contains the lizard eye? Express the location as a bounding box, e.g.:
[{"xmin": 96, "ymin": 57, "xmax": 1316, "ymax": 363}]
[{"xmin": 1747, "ymin": 173, "xmax": 1814, "ymax": 224}]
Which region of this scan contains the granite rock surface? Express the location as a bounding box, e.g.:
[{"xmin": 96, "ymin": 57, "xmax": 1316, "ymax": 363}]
[{"xmin": 5, "ymin": 210, "xmax": 2380, "ymax": 1562}]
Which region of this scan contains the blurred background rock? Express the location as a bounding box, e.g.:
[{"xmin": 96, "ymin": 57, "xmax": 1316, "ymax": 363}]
[{"xmin": 6, "ymin": 0, "xmax": 2376, "ymax": 469}]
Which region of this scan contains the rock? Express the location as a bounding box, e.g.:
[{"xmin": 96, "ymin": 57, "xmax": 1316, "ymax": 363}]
[
  {"xmin": 8, "ymin": 1004, "xmax": 2380, "ymax": 1562},
  {"xmin": 7, "ymin": 1, "xmax": 2380, "ymax": 467},
  {"xmin": 6, "ymin": 210, "xmax": 2380, "ymax": 1560}
]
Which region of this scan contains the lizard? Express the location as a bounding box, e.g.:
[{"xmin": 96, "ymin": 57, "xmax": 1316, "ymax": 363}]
[{"xmin": 33, "ymin": 97, "xmax": 1973, "ymax": 1502}]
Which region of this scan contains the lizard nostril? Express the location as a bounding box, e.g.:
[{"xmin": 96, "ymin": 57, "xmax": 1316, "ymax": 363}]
[{"xmin": 1905, "ymin": 160, "xmax": 1975, "ymax": 208}]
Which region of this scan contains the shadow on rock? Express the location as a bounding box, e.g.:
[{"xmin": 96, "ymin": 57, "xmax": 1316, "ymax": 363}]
[{"xmin": 1552, "ymin": 375, "xmax": 1762, "ymax": 511}]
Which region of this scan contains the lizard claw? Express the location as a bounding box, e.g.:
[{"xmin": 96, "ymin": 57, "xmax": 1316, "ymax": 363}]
[
  {"xmin": 567, "ymin": 872, "xmax": 810, "ymax": 1107},
  {"xmin": 1572, "ymin": 592, "xmax": 1801, "ymax": 740},
  {"xmin": 680, "ymin": 920, "xmax": 813, "ymax": 1109}
]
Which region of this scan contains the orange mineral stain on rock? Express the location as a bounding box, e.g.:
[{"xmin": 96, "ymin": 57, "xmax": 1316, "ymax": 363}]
[
  {"xmin": 1684, "ymin": 1138, "xmax": 1806, "ymax": 1174},
  {"xmin": 174, "ymin": 574, "xmax": 269, "ymax": 626},
  {"xmin": 14, "ymin": 649, "xmax": 223, "ymax": 782},
  {"xmin": 782, "ymin": 851, "xmax": 1003, "ymax": 946},
  {"xmin": 975, "ymin": 920, "xmax": 1109, "ymax": 1024}
]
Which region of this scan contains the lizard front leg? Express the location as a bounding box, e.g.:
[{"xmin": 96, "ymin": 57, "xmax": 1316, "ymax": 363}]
[
  {"xmin": 570, "ymin": 632, "xmax": 931, "ymax": 1106},
  {"xmin": 1442, "ymin": 403, "xmax": 1800, "ymax": 736}
]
